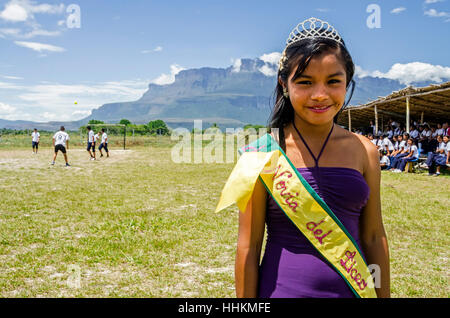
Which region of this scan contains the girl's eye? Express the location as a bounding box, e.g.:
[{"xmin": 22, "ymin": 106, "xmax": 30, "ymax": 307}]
[
  {"xmin": 296, "ymin": 81, "xmax": 312, "ymax": 85},
  {"xmin": 328, "ymin": 79, "xmax": 341, "ymax": 84}
]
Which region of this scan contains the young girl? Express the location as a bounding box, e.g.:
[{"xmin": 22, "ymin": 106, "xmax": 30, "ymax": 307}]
[
  {"xmin": 218, "ymin": 18, "xmax": 390, "ymax": 298},
  {"xmin": 391, "ymin": 138, "xmax": 419, "ymax": 173}
]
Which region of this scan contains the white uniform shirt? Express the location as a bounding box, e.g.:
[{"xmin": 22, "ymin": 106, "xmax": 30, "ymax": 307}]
[
  {"xmin": 421, "ymin": 130, "xmax": 431, "ymax": 138},
  {"xmin": 383, "ymin": 138, "xmax": 394, "ymax": 151},
  {"xmin": 376, "ymin": 139, "xmax": 384, "ymax": 150},
  {"xmin": 393, "ymin": 141, "xmax": 400, "ymax": 151},
  {"xmin": 53, "ymin": 131, "xmax": 69, "ymax": 147},
  {"xmin": 410, "ymin": 130, "xmax": 419, "ymax": 139},
  {"xmin": 88, "ymin": 130, "xmax": 94, "ymax": 143},
  {"xmin": 101, "ymin": 132, "xmax": 108, "ymax": 144},
  {"xmin": 436, "ymin": 128, "xmax": 444, "ymax": 136},
  {"xmin": 94, "ymin": 134, "xmax": 100, "ymax": 143},
  {"xmin": 398, "ymin": 140, "xmax": 406, "ymax": 151},
  {"xmin": 380, "ymin": 155, "xmax": 390, "ymax": 166},
  {"xmin": 31, "ymin": 132, "xmax": 40, "ymax": 142},
  {"xmin": 387, "ymin": 130, "xmax": 394, "ymax": 139},
  {"xmin": 446, "ymin": 142, "xmax": 450, "ymax": 156},
  {"xmin": 410, "ymin": 145, "xmax": 419, "ymax": 159}
]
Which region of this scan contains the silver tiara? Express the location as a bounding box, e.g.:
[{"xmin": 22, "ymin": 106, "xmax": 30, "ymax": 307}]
[{"xmin": 279, "ymin": 17, "xmax": 344, "ymax": 71}]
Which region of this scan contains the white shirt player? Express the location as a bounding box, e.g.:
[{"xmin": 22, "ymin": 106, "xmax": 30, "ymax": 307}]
[
  {"xmin": 31, "ymin": 131, "xmax": 40, "ymax": 142},
  {"xmin": 101, "ymin": 132, "xmax": 108, "ymax": 144},
  {"xmin": 94, "ymin": 133, "xmax": 100, "ymax": 143},
  {"xmin": 53, "ymin": 131, "xmax": 69, "ymax": 147},
  {"xmin": 88, "ymin": 130, "xmax": 94, "ymax": 143}
]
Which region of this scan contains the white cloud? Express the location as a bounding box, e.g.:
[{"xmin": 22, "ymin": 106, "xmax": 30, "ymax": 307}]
[
  {"xmin": 231, "ymin": 58, "xmax": 242, "ymax": 73},
  {"xmin": 0, "ymin": 3, "xmax": 28, "ymax": 22},
  {"xmin": 0, "ymin": 79, "xmax": 151, "ymax": 121},
  {"xmin": 0, "ymin": 102, "xmax": 16, "ymax": 115},
  {"xmin": 0, "ymin": 28, "xmax": 21, "ymax": 36},
  {"xmin": 356, "ymin": 62, "xmax": 450, "ymax": 85},
  {"xmin": 316, "ymin": 8, "xmax": 330, "ymax": 12},
  {"xmin": 391, "ymin": 7, "xmax": 406, "ymax": 14},
  {"xmin": 142, "ymin": 46, "xmax": 163, "ymax": 54},
  {"xmin": 2, "ymin": 75, "xmax": 23, "ymax": 80},
  {"xmin": 71, "ymin": 110, "xmax": 91, "ymax": 119},
  {"xmin": 152, "ymin": 64, "xmax": 185, "ymax": 85},
  {"xmin": 259, "ymin": 52, "xmax": 281, "ymax": 65},
  {"xmin": 0, "ymin": 1, "xmax": 66, "ymax": 41},
  {"xmin": 258, "ymin": 52, "xmax": 281, "ymax": 77},
  {"xmin": 14, "ymin": 40, "xmax": 65, "ymax": 52},
  {"xmin": 258, "ymin": 64, "xmax": 277, "ymax": 77},
  {"xmin": 424, "ymin": 0, "xmax": 444, "ymax": 4},
  {"xmin": 424, "ymin": 8, "xmax": 450, "ymax": 17},
  {"xmin": 0, "ymin": 1, "xmax": 64, "ymax": 22}
]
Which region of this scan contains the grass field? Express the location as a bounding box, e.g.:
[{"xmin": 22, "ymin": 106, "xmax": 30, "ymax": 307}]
[{"xmin": 0, "ymin": 135, "xmax": 448, "ymax": 298}]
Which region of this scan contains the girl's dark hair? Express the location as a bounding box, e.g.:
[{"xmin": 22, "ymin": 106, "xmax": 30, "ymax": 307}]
[{"xmin": 268, "ymin": 34, "xmax": 355, "ymax": 151}]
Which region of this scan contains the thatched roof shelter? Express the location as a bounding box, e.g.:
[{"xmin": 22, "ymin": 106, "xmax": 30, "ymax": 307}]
[{"xmin": 337, "ymin": 81, "xmax": 450, "ymax": 132}]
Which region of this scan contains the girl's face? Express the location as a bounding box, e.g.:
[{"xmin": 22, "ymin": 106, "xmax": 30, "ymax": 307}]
[
  {"xmin": 407, "ymin": 139, "xmax": 413, "ymax": 145},
  {"xmin": 284, "ymin": 52, "xmax": 347, "ymax": 127},
  {"xmin": 443, "ymin": 136, "xmax": 449, "ymax": 143}
]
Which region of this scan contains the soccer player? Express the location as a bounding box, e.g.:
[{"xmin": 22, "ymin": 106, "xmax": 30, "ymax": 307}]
[
  {"xmin": 31, "ymin": 128, "xmax": 40, "ymax": 154},
  {"xmin": 86, "ymin": 126, "xmax": 96, "ymax": 160},
  {"xmin": 98, "ymin": 128, "xmax": 109, "ymax": 158},
  {"xmin": 51, "ymin": 126, "xmax": 70, "ymax": 167}
]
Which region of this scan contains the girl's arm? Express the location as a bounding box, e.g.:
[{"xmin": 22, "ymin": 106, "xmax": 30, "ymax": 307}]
[
  {"xmin": 235, "ymin": 177, "xmax": 267, "ymax": 298},
  {"xmin": 360, "ymin": 141, "xmax": 391, "ymax": 298}
]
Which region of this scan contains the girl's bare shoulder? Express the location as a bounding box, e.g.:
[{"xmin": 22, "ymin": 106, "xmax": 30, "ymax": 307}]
[{"xmin": 334, "ymin": 126, "xmax": 379, "ymax": 172}]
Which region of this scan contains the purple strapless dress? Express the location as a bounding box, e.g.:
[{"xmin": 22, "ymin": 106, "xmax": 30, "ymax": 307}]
[{"xmin": 258, "ymin": 167, "xmax": 370, "ymax": 298}]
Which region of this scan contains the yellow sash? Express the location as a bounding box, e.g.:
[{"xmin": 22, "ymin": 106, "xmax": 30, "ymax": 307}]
[{"xmin": 216, "ymin": 133, "xmax": 377, "ymax": 298}]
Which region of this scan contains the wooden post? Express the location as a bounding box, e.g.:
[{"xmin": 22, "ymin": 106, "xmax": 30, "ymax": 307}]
[
  {"xmin": 123, "ymin": 125, "xmax": 126, "ymax": 150},
  {"xmin": 420, "ymin": 111, "xmax": 424, "ymax": 125},
  {"xmin": 348, "ymin": 109, "xmax": 352, "ymax": 132},
  {"xmin": 406, "ymin": 96, "xmax": 410, "ymax": 133},
  {"xmin": 374, "ymin": 105, "xmax": 378, "ymax": 135}
]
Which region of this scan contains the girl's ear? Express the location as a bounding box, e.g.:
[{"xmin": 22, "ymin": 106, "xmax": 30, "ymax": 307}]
[{"xmin": 278, "ymin": 76, "xmax": 286, "ymax": 90}]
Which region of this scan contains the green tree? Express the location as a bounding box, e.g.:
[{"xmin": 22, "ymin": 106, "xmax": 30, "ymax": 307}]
[
  {"xmin": 88, "ymin": 119, "xmax": 104, "ymax": 125},
  {"xmin": 147, "ymin": 119, "xmax": 170, "ymax": 135},
  {"xmin": 119, "ymin": 119, "xmax": 132, "ymax": 126}
]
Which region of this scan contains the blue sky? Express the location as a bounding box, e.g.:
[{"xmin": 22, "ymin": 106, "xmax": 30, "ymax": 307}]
[{"xmin": 0, "ymin": 0, "xmax": 449, "ymax": 122}]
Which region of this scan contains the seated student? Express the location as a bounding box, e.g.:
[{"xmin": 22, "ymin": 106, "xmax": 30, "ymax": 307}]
[
  {"xmin": 389, "ymin": 133, "xmax": 410, "ymax": 169},
  {"xmin": 431, "ymin": 126, "xmax": 438, "ymax": 139},
  {"xmin": 419, "ymin": 125, "xmax": 432, "ymax": 152},
  {"xmin": 392, "ymin": 138, "xmax": 419, "ymax": 172},
  {"xmin": 380, "ymin": 150, "xmax": 390, "ymax": 170},
  {"xmin": 382, "ymin": 133, "xmax": 394, "ymax": 156},
  {"xmin": 409, "ymin": 126, "xmax": 419, "ymax": 141},
  {"xmin": 423, "ymin": 135, "xmax": 449, "ymax": 176},
  {"xmin": 387, "ymin": 127, "xmax": 394, "ymax": 140},
  {"xmin": 390, "ymin": 134, "xmax": 404, "ymax": 158},
  {"xmin": 436, "ymin": 123, "xmax": 444, "ymax": 137},
  {"xmin": 443, "ymin": 122, "xmax": 450, "ymax": 137},
  {"xmin": 375, "ymin": 135, "xmax": 384, "ymax": 151},
  {"xmin": 367, "ymin": 133, "xmax": 376, "ymax": 145}
]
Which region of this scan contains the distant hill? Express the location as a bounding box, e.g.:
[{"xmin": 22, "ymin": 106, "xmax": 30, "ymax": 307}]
[{"xmin": 0, "ymin": 57, "xmax": 437, "ymax": 131}]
